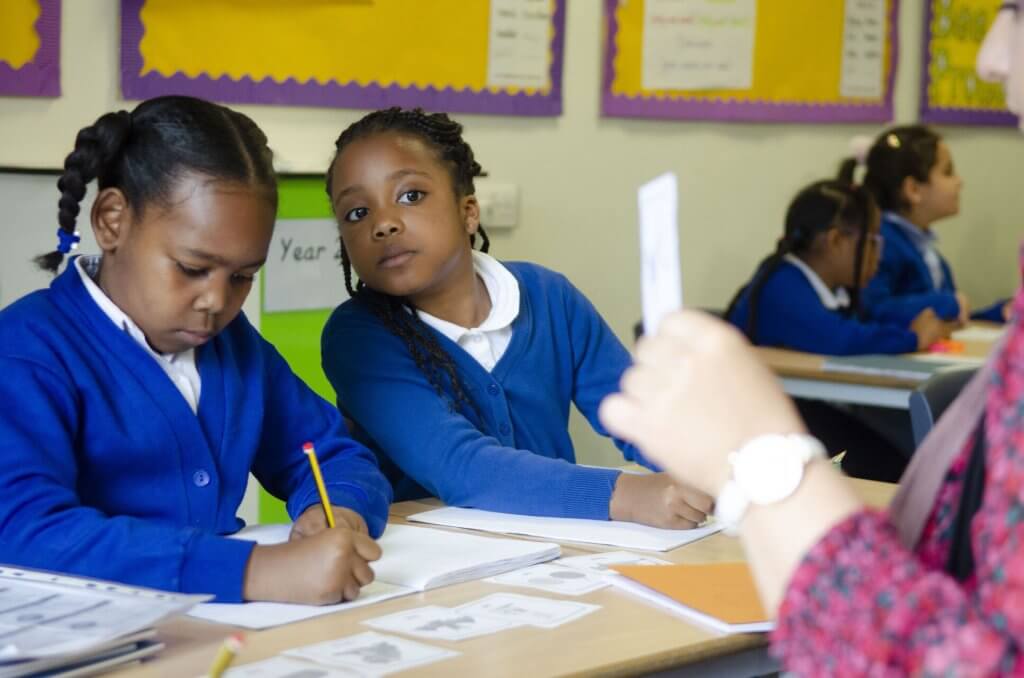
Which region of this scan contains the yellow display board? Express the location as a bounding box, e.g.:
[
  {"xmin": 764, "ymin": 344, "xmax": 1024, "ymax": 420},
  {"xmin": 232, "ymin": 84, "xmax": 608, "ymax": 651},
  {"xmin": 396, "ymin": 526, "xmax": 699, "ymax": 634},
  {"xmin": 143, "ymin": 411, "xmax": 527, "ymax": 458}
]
[
  {"xmin": 921, "ymin": 0, "xmax": 1016, "ymax": 125},
  {"xmin": 602, "ymin": 0, "xmax": 897, "ymax": 122},
  {"xmin": 0, "ymin": 0, "xmax": 60, "ymax": 97},
  {"xmin": 121, "ymin": 0, "xmax": 565, "ymax": 116}
]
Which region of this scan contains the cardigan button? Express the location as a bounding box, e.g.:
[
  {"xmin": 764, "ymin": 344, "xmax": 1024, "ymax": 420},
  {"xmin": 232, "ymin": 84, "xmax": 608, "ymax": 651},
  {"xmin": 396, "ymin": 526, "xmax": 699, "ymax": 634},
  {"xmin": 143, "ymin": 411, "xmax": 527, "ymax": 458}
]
[
  {"xmin": 487, "ymin": 383, "xmax": 500, "ymax": 396},
  {"xmin": 192, "ymin": 469, "xmax": 211, "ymax": 487}
]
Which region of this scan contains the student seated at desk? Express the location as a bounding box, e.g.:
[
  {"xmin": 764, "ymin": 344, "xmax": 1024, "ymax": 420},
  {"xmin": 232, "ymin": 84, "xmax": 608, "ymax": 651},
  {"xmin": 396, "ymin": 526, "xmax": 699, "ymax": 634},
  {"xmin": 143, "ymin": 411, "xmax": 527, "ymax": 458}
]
[
  {"xmin": 321, "ymin": 108, "xmax": 711, "ymax": 529},
  {"xmin": 725, "ymin": 179, "xmax": 950, "ymax": 481},
  {"xmin": 848, "ymin": 125, "xmax": 1010, "ymax": 325},
  {"xmin": 0, "ymin": 96, "xmax": 391, "ymax": 605}
]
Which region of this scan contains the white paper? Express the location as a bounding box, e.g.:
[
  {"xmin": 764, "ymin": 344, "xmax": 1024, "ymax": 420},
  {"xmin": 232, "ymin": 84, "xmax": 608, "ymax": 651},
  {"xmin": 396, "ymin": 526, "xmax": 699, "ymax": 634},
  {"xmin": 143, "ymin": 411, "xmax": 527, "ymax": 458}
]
[
  {"xmin": 486, "ymin": 0, "xmax": 553, "ymax": 89},
  {"xmin": 557, "ymin": 551, "xmax": 672, "ymax": 575},
  {"xmin": 642, "ymin": 0, "xmax": 757, "ymax": 91},
  {"xmin": 608, "ymin": 574, "xmax": 773, "ymax": 635},
  {"xmin": 220, "ymin": 656, "xmax": 366, "ymax": 677},
  {"xmin": 364, "ymin": 605, "xmax": 520, "ymax": 642},
  {"xmin": 953, "ymin": 325, "xmax": 1006, "ymax": 342},
  {"xmin": 188, "ymin": 523, "xmax": 559, "ymax": 628},
  {"xmin": 407, "ymin": 506, "xmax": 722, "ymax": 553},
  {"xmin": 455, "ymin": 593, "xmax": 599, "ymax": 629},
  {"xmin": 638, "ymin": 172, "xmax": 682, "ymax": 337},
  {"xmin": 0, "ymin": 566, "xmax": 206, "ymax": 662},
  {"xmin": 840, "ymin": 0, "xmax": 886, "ymax": 98},
  {"xmin": 485, "ymin": 563, "xmax": 608, "ymax": 596},
  {"xmin": 262, "ymin": 218, "xmax": 348, "ymax": 313},
  {"xmin": 285, "ymin": 632, "xmax": 458, "ymax": 677}
]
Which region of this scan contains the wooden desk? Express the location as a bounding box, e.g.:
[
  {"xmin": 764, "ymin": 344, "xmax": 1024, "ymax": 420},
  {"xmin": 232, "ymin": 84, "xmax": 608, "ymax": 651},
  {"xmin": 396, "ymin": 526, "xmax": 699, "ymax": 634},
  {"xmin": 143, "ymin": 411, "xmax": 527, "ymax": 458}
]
[
  {"xmin": 758, "ymin": 323, "xmax": 999, "ymax": 409},
  {"xmin": 112, "ymin": 479, "xmax": 895, "ymax": 677}
]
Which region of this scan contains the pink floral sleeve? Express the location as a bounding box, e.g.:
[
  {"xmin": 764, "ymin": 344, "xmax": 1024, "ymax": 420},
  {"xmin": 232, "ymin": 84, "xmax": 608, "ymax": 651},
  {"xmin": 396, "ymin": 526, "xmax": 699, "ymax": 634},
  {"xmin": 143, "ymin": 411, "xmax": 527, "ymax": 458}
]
[{"xmin": 771, "ymin": 295, "xmax": 1024, "ymax": 677}]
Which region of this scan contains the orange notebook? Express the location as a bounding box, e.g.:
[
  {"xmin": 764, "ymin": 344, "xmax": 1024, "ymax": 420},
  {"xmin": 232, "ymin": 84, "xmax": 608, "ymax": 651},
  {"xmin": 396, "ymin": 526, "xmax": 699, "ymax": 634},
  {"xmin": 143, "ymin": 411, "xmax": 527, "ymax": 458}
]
[{"xmin": 611, "ymin": 563, "xmax": 772, "ymax": 634}]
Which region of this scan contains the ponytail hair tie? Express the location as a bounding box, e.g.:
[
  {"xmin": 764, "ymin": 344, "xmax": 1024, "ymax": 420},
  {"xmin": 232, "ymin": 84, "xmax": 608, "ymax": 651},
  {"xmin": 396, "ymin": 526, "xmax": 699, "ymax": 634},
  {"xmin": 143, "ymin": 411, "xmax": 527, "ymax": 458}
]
[{"xmin": 56, "ymin": 228, "xmax": 81, "ymax": 254}]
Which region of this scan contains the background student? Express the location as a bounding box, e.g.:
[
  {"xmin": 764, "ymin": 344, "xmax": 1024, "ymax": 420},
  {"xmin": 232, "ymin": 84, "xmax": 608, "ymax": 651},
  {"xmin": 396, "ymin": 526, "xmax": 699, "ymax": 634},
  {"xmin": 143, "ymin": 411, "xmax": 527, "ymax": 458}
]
[
  {"xmin": 0, "ymin": 96, "xmax": 391, "ymax": 604},
  {"xmin": 851, "ymin": 125, "xmax": 1010, "ymax": 325},
  {"xmin": 321, "ymin": 108, "xmax": 711, "ymax": 530}
]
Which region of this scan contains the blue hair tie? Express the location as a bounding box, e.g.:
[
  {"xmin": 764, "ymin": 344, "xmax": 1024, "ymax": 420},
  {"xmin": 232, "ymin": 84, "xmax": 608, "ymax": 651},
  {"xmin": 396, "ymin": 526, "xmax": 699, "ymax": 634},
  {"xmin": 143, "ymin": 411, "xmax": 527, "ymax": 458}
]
[{"xmin": 56, "ymin": 228, "xmax": 81, "ymax": 254}]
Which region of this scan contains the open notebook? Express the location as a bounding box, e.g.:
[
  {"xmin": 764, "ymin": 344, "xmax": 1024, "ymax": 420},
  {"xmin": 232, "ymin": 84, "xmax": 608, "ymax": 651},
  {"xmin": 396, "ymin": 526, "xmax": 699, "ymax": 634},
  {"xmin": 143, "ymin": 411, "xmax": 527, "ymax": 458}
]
[
  {"xmin": 189, "ymin": 523, "xmax": 560, "ymax": 629},
  {"xmin": 406, "ymin": 507, "xmax": 723, "ymax": 551},
  {"xmin": 609, "ymin": 562, "xmax": 772, "ymax": 634}
]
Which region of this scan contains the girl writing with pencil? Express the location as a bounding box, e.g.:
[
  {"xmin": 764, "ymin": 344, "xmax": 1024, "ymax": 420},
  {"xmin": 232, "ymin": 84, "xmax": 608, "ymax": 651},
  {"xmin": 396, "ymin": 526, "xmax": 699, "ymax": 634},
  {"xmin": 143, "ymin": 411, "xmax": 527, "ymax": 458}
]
[
  {"xmin": 320, "ymin": 108, "xmax": 711, "ymax": 529},
  {"xmin": 0, "ymin": 96, "xmax": 391, "ymax": 604}
]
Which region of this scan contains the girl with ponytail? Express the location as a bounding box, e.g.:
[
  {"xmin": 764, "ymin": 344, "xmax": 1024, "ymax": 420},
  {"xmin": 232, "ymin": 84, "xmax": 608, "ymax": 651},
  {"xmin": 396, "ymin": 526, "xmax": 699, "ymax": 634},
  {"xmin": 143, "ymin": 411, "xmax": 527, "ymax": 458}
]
[{"xmin": 0, "ymin": 96, "xmax": 391, "ymax": 605}]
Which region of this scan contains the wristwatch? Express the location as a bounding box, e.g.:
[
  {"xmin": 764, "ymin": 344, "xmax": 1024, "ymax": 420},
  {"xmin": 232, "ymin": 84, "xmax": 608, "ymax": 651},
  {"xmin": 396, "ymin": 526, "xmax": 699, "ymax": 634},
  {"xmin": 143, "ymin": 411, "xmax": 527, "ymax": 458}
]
[{"xmin": 714, "ymin": 434, "xmax": 826, "ymax": 535}]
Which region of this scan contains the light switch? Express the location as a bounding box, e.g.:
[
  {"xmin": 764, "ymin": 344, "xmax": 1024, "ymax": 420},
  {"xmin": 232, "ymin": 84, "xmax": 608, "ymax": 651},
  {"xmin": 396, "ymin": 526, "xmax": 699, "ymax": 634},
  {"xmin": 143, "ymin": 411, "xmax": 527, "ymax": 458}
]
[{"xmin": 476, "ymin": 181, "xmax": 520, "ymax": 229}]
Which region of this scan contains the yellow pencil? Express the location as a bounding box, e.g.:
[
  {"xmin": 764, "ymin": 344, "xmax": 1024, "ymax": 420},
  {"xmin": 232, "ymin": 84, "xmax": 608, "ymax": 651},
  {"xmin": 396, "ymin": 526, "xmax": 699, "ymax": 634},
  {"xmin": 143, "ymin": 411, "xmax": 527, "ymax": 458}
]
[
  {"xmin": 303, "ymin": 441, "xmax": 335, "ymax": 529},
  {"xmin": 206, "ymin": 633, "xmax": 244, "ymax": 678}
]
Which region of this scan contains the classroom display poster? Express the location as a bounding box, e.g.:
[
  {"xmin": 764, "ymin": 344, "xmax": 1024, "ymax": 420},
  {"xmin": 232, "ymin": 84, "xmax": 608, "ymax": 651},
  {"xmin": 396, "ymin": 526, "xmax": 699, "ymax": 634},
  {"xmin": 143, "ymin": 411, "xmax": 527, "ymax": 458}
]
[
  {"xmin": 258, "ymin": 177, "xmax": 349, "ymax": 523},
  {"xmin": 603, "ymin": 0, "xmax": 898, "ymax": 122},
  {"xmin": 921, "ymin": 0, "xmax": 1018, "ymax": 125},
  {"xmin": 120, "ymin": 0, "xmax": 565, "ymax": 116},
  {"xmin": 0, "ymin": 0, "xmax": 60, "ymax": 96}
]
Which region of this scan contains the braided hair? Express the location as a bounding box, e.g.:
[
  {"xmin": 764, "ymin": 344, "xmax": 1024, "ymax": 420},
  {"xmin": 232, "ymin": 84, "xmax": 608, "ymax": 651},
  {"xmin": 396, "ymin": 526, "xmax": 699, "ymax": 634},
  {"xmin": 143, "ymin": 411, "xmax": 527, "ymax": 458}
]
[
  {"xmin": 325, "ymin": 108, "xmax": 489, "ymax": 412},
  {"xmin": 36, "ymin": 95, "xmax": 276, "ymax": 273},
  {"xmin": 838, "ymin": 124, "xmax": 942, "ymax": 213},
  {"xmin": 725, "ymin": 179, "xmax": 877, "ymax": 343}
]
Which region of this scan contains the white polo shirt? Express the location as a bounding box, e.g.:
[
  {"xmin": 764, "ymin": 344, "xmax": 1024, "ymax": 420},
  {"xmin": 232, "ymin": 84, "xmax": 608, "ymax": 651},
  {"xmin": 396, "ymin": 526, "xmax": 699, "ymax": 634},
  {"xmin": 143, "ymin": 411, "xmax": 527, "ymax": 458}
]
[
  {"xmin": 75, "ymin": 255, "xmax": 202, "ymax": 413},
  {"xmin": 417, "ymin": 251, "xmax": 520, "ymax": 372}
]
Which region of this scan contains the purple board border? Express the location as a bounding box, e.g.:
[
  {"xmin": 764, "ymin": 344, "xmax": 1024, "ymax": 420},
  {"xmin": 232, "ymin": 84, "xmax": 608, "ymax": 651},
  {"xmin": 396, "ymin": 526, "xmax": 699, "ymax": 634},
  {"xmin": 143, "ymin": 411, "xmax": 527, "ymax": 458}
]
[
  {"xmin": 601, "ymin": 0, "xmax": 897, "ymax": 123},
  {"xmin": 0, "ymin": 0, "xmax": 61, "ymax": 97},
  {"xmin": 120, "ymin": 0, "xmax": 564, "ymax": 116},
  {"xmin": 919, "ymin": 0, "xmax": 1018, "ymax": 126}
]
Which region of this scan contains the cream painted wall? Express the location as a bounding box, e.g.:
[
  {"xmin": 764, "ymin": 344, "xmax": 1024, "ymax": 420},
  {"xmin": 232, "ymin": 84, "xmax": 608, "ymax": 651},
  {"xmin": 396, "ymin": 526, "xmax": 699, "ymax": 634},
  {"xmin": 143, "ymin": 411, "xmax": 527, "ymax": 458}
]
[{"xmin": 2, "ymin": 1, "xmax": 1022, "ymax": 468}]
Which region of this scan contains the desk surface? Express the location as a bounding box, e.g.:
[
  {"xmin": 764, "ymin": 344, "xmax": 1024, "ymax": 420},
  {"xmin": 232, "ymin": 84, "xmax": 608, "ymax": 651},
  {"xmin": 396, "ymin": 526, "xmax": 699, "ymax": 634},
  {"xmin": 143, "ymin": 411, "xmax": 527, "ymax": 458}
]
[
  {"xmin": 113, "ymin": 478, "xmax": 895, "ymax": 677},
  {"xmin": 758, "ymin": 322, "xmax": 999, "ymax": 395}
]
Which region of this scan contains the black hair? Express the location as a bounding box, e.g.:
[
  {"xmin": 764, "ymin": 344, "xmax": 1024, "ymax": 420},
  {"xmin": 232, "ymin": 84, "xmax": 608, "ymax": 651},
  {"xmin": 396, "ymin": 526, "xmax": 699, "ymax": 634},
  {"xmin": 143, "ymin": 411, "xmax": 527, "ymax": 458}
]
[
  {"xmin": 324, "ymin": 107, "xmax": 489, "ymax": 412},
  {"xmin": 37, "ymin": 95, "xmax": 277, "ymax": 273},
  {"xmin": 837, "ymin": 124, "xmax": 942, "ymax": 213},
  {"xmin": 725, "ymin": 179, "xmax": 878, "ymax": 343}
]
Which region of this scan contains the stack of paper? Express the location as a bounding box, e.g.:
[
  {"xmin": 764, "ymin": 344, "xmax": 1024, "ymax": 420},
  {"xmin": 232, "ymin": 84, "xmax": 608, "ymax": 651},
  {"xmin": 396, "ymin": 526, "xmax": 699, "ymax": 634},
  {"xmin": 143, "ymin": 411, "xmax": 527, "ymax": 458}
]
[
  {"xmin": 189, "ymin": 523, "xmax": 561, "ymax": 629},
  {"xmin": 609, "ymin": 562, "xmax": 772, "ymax": 634},
  {"xmin": 0, "ymin": 566, "xmax": 207, "ymax": 677},
  {"xmin": 407, "ymin": 507, "xmax": 723, "ymax": 552}
]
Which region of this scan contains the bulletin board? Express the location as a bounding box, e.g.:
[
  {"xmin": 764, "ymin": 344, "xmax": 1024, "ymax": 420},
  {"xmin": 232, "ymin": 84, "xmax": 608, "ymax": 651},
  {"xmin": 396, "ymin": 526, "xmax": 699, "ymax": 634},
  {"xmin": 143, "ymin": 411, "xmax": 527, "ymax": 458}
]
[
  {"xmin": 258, "ymin": 176, "xmax": 346, "ymax": 523},
  {"xmin": 0, "ymin": 0, "xmax": 60, "ymax": 97},
  {"xmin": 120, "ymin": 0, "xmax": 565, "ymax": 116},
  {"xmin": 920, "ymin": 0, "xmax": 1017, "ymax": 126},
  {"xmin": 602, "ymin": 0, "xmax": 898, "ymax": 123}
]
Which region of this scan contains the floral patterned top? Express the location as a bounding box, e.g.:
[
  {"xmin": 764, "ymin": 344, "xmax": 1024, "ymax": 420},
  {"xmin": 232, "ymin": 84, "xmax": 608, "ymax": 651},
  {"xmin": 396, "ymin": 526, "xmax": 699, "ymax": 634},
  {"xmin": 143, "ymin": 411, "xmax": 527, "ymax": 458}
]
[{"xmin": 772, "ymin": 293, "xmax": 1023, "ymax": 677}]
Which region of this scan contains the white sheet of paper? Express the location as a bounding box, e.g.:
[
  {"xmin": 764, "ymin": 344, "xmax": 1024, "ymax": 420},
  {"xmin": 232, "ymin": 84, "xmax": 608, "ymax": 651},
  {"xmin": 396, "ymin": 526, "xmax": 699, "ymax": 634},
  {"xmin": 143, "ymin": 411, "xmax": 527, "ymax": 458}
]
[
  {"xmin": 638, "ymin": 172, "xmax": 682, "ymax": 337},
  {"xmin": 642, "ymin": 0, "xmax": 757, "ymax": 91},
  {"xmin": 485, "ymin": 563, "xmax": 608, "ymax": 596},
  {"xmin": 407, "ymin": 506, "xmax": 721, "ymax": 552},
  {"xmin": 455, "ymin": 593, "xmax": 600, "ymax": 629},
  {"xmin": 557, "ymin": 551, "xmax": 672, "ymax": 575},
  {"xmin": 840, "ymin": 0, "xmax": 886, "ymax": 98},
  {"xmin": 486, "ymin": 0, "xmax": 552, "ymax": 89},
  {"xmin": 187, "ymin": 581, "xmax": 413, "ymax": 630},
  {"xmin": 285, "ymin": 632, "xmax": 458, "ymax": 677},
  {"xmin": 364, "ymin": 605, "xmax": 520, "ymax": 642},
  {"xmin": 953, "ymin": 325, "xmax": 1006, "ymax": 342},
  {"xmin": 220, "ymin": 656, "xmax": 366, "ymax": 677}
]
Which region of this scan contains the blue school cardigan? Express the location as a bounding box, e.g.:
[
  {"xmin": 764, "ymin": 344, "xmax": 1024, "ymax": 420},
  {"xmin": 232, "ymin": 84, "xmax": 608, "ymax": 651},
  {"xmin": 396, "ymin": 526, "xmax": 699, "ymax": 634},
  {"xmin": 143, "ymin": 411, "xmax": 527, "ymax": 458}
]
[{"xmin": 0, "ymin": 262, "xmax": 392, "ymax": 601}]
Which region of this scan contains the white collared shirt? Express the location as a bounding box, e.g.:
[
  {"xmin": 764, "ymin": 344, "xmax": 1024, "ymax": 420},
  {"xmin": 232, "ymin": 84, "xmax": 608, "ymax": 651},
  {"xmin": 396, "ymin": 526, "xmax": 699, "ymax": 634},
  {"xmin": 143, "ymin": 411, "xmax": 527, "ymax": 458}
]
[
  {"xmin": 75, "ymin": 256, "xmax": 202, "ymax": 413},
  {"xmin": 783, "ymin": 254, "xmax": 851, "ymax": 311},
  {"xmin": 417, "ymin": 251, "xmax": 520, "ymax": 372}
]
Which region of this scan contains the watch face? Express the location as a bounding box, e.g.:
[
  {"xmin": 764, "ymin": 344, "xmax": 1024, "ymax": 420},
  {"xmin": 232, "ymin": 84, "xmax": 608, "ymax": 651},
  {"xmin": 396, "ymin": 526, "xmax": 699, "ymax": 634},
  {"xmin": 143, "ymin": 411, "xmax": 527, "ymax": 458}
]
[{"xmin": 733, "ymin": 441, "xmax": 807, "ymax": 505}]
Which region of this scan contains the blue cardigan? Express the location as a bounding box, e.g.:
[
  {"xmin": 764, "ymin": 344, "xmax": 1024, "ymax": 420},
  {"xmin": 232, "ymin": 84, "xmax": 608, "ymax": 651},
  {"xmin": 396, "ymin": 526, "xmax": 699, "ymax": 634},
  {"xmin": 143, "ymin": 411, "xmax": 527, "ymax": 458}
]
[
  {"xmin": 863, "ymin": 213, "xmax": 1005, "ymax": 325},
  {"xmin": 0, "ymin": 262, "xmax": 391, "ymax": 601},
  {"xmin": 728, "ymin": 260, "xmax": 919, "ymax": 355},
  {"xmin": 321, "ymin": 262, "xmax": 647, "ymax": 520}
]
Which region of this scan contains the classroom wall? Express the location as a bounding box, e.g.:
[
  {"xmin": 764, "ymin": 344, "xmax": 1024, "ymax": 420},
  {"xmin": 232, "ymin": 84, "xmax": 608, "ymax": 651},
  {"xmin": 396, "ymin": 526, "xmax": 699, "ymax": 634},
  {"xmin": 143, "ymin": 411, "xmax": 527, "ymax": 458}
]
[{"xmin": 2, "ymin": 0, "xmax": 1022, "ymax": 467}]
